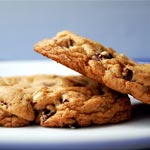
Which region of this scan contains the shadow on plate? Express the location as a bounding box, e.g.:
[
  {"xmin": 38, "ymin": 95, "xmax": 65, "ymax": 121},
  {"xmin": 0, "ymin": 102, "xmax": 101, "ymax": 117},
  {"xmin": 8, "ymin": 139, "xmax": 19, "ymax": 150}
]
[{"xmin": 131, "ymin": 103, "xmax": 150, "ymax": 121}]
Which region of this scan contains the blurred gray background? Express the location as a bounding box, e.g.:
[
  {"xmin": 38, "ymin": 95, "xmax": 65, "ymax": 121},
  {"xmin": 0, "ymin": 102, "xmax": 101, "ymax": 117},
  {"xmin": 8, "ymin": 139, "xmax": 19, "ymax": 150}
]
[{"xmin": 0, "ymin": 0, "xmax": 150, "ymax": 61}]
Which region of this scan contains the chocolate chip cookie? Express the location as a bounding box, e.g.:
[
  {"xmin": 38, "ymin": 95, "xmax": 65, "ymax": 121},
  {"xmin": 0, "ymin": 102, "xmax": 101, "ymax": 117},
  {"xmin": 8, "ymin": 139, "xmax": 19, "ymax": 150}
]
[
  {"xmin": 0, "ymin": 87, "xmax": 34, "ymax": 127},
  {"xmin": 34, "ymin": 30, "xmax": 150, "ymax": 104},
  {"xmin": 0, "ymin": 75, "xmax": 131, "ymax": 127}
]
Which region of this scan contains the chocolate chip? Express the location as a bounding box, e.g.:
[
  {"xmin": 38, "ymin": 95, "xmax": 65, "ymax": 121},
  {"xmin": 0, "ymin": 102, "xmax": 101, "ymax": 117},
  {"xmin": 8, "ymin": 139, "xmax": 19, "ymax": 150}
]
[
  {"xmin": 52, "ymin": 103, "xmax": 55, "ymax": 107},
  {"xmin": 65, "ymin": 39, "xmax": 76, "ymax": 48},
  {"xmin": 94, "ymin": 52, "xmax": 113, "ymax": 61},
  {"xmin": 69, "ymin": 39, "xmax": 75, "ymax": 47},
  {"xmin": 43, "ymin": 109, "xmax": 51, "ymax": 115},
  {"xmin": 42, "ymin": 109, "xmax": 56, "ymax": 121},
  {"xmin": 68, "ymin": 117, "xmax": 79, "ymax": 128},
  {"xmin": 68, "ymin": 122, "xmax": 79, "ymax": 129},
  {"xmin": 1, "ymin": 101, "xmax": 7, "ymax": 106},
  {"xmin": 123, "ymin": 68, "xmax": 133, "ymax": 81},
  {"xmin": 60, "ymin": 98, "xmax": 69, "ymax": 103}
]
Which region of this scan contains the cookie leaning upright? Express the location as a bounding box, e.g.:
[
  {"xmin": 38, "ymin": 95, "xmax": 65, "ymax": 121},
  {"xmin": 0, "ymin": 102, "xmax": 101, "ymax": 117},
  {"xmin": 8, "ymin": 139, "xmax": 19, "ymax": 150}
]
[{"xmin": 34, "ymin": 30, "xmax": 150, "ymax": 104}]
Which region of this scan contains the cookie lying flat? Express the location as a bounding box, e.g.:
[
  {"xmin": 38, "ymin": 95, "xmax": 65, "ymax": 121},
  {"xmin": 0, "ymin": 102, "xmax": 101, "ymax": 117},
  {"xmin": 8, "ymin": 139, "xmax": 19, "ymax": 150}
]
[
  {"xmin": 0, "ymin": 108, "xmax": 30, "ymax": 127},
  {"xmin": 34, "ymin": 30, "xmax": 150, "ymax": 104},
  {"xmin": 0, "ymin": 75, "xmax": 131, "ymax": 127},
  {"xmin": 32, "ymin": 75, "xmax": 131, "ymax": 127},
  {"xmin": 0, "ymin": 75, "xmax": 74, "ymax": 127},
  {"xmin": 34, "ymin": 86, "xmax": 131, "ymax": 128},
  {"xmin": 0, "ymin": 87, "xmax": 34, "ymax": 127}
]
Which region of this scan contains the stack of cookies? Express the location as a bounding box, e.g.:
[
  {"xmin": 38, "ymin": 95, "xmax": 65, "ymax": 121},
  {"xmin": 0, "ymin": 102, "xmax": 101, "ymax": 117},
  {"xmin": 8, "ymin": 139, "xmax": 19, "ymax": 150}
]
[{"xmin": 0, "ymin": 31, "xmax": 149, "ymax": 128}]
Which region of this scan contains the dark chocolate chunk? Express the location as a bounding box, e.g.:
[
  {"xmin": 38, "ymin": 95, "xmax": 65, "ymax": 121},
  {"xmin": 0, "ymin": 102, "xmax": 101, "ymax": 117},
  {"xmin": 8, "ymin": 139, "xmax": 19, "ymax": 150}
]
[
  {"xmin": 43, "ymin": 109, "xmax": 51, "ymax": 115},
  {"xmin": 42, "ymin": 109, "xmax": 56, "ymax": 121},
  {"xmin": 1, "ymin": 101, "xmax": 7, "ymax": 105},
  {"xmin": 69, "ymin": 39, "xmax": 75, "ymax": 47},
  {"xmin": 123, "ymin": 68, "xmax": 133, "ymax": 81},
  {"xmin": 60, "ymin": 98, "xmax": 69, "ymax": 103},
  {"xmin": 64, "ymin": 39, "xmax": 76, "ymax": 48},
  {"xmin": 94, "ymin": 52, "xmax": 113, "ymax": 61},
  {"xmin": 68, "ymin": 122, "xmax": 79, "ymax": 129}
]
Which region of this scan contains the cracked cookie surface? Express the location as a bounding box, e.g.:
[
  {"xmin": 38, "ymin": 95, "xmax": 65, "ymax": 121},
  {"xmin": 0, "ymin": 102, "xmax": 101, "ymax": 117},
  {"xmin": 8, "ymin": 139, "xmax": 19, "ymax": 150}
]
[
  {"xmin": 34, "ymin": 31, "xmax": 150, "ymax": 104},
  {"xmin": 34, "ymin": 85, "xmax": 131, "ymax": 128},
  {"xmin": 0, "ymin": 75, "xmax": 131, "ymax": 127}
]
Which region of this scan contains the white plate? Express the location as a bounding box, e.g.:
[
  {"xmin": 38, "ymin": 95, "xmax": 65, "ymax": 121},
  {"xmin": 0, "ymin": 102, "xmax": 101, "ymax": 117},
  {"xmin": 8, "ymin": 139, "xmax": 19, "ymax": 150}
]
[{"xmin": 0, "ymin": 60, "xmax": 149, "ymax": 150}]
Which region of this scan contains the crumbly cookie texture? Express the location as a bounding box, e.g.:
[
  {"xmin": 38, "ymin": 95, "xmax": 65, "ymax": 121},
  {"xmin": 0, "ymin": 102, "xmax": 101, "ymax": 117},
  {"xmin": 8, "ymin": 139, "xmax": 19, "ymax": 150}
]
[
  {"xmin": 0, "ymin": 87, "xmax": 34, "ymax": 127},
  {"xmin": 0, "ymin": 75, "xmax": 131, "ymax": 127},
  {"xmin": 0, "ymin": 108, "xmax": 30, "ymax": 127},
  {"xmin": 34, "ymin": 30, "xmax": 150, "ymax": 104},
  {"xmin": 34, "ymin": 86, "xmax": 131, "ymax": 128}
]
